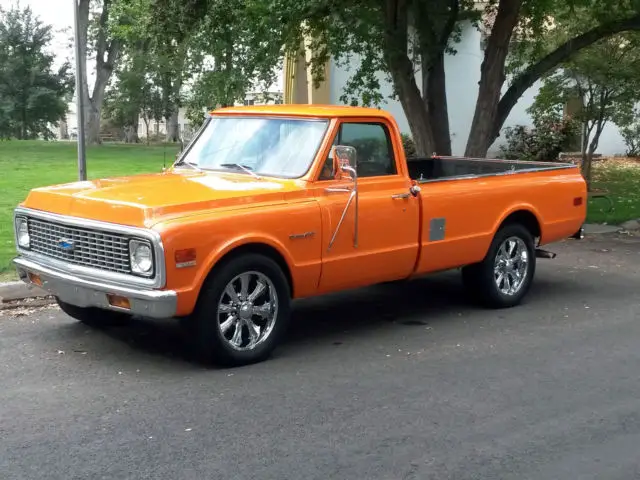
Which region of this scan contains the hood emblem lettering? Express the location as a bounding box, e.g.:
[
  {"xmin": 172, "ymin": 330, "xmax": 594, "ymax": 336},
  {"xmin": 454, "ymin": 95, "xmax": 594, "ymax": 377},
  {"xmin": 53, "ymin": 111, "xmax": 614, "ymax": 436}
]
[
  {"xmin": 57, "ymin": 238, "xmax": 75, "ymax": 251},
  {"xmin": 289, "ymin": 232, "xmax": 315, "ymax": 240}
]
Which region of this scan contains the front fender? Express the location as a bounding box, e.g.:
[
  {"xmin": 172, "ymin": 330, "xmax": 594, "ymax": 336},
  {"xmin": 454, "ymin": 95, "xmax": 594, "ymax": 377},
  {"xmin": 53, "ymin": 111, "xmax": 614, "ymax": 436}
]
[{"xmin": 156, "ymin": 200, "xmax": 323, "ymax": 316}]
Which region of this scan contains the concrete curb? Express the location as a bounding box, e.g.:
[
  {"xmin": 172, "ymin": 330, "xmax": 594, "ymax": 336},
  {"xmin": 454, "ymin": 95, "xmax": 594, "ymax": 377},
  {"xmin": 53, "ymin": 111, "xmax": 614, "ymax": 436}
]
[
  {"xmin": 1, "ymin": 220, "xmax": 638, "ymax": 304},
  {"xmin": 0, "ymin": 281, "xmax": 50, "ymax": 304},
  {"xmin": 0, "ymin": 297, "xmax": 56, "ymax": 311}
]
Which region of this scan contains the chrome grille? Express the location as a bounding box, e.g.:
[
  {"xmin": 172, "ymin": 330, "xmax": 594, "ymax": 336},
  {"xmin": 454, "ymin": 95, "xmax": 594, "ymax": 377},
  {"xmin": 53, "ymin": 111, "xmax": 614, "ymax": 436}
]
[{"xmin": 27, "ymin": 217, "xmax": 132, "ymax": 274}]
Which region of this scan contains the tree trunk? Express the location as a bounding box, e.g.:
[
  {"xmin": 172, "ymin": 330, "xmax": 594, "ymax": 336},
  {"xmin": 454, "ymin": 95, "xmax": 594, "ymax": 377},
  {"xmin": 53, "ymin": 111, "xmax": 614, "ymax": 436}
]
[
  {"xmin": 143, "ymin": 118, "xmax": 150, "ymax": 145},
  {"xmin": 124, "ymin": 124, "xmax": 139, "ymax": 143},
  {"xmin": 425, "ymin": 52, "xmax": 451, "ymax": 155},
  {"xmin": 581, "ymin": 151, "xmax": 592, "ymax": 190},
  {"xmin": 162, "ymin": 73, "xmax": 183, "ymax": 142},
  {"xmin": 59, "ymin": 118, "xmax": 68, "ymax": 140},
  {"xmin": 165, "ymin": 109, "xmax": 179, "ymax": 142},
  {"xmin": 77, "ymin": 0, "xmax": 121, "ymax": 145},
  {"xmin": 84, "ymin": 97, "xmax": 101, "ymax": 145},
  {"xmin": 397, "ymin": 75, "xmax": 435, "ymax": 156},
  {"xmin": 465, "ymin": 0, "xmax": 523, "ymax": 158},
  {"xmin": 383, "ymin": 0, "xmax": 434, "ymax": 156}
]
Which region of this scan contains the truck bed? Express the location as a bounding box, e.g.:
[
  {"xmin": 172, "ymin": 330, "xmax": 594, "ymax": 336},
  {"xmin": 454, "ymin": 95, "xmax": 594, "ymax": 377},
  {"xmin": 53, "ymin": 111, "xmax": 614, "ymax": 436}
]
[{"xmin": 406, "ymin": 156, "xmax": 575, "ymax": 183}]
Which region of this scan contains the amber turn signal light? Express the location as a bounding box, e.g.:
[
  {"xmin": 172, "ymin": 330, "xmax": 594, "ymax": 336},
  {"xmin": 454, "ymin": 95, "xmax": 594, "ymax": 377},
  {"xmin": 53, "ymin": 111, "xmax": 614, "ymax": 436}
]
[
  {"xmin": 28, "ymin": 272, "xmax": 43, "ymax": 287},
  {"xmin": 107, "ymin": 294, "xmax": 131, "ymax": 310},
  {"xmin": 175, "ymin": 248, "xmax": 197, "ymax": 268}
]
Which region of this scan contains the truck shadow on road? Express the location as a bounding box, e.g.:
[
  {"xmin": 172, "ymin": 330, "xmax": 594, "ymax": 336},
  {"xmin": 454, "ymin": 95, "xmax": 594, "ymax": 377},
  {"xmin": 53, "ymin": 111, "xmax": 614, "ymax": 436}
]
[{"xmin": 74, "ymin": 267, "xmax": 615, "ymax": 367}]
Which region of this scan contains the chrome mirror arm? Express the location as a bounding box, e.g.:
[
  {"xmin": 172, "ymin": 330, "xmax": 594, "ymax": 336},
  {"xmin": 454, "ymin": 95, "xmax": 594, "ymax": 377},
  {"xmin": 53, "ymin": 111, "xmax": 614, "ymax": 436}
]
[{"xmin": 342, "ymin": 166, "xmax": 358, "ymax": 248}]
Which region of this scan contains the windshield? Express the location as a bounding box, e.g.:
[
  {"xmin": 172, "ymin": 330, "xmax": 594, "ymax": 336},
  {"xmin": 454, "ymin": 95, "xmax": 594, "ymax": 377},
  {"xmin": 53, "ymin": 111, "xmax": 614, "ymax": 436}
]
[{"xmin": 178, "ymin": 116, "xmax": 329, "ymax": 178}]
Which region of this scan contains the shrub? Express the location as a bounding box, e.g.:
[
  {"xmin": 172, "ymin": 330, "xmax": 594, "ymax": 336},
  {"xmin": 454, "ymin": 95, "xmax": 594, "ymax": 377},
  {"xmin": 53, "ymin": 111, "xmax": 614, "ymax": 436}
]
[
  {"xmin": 619, "ymin": 121, "xmax": 640, "ymax": 157},
  {"xmin": 499, "ymin": 117, "xmax": 577, "ymax": 162},
  {"xmin": 401, "ymin": 133, "xmax": 417, "ymax": 157}
]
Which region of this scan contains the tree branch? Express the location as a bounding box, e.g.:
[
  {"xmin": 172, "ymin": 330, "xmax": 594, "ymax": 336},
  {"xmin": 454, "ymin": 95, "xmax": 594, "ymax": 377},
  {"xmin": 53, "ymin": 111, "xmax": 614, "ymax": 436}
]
[{"xmin": 493, "ymin": 12, "xmax": 640, "ymax": 143}]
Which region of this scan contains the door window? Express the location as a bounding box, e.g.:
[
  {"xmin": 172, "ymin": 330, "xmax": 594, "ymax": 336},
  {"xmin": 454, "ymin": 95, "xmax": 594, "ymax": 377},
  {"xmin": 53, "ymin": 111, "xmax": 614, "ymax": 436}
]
[{"xmin": 318, "ymin": 122, "xmax": 396, "ymax": 179}]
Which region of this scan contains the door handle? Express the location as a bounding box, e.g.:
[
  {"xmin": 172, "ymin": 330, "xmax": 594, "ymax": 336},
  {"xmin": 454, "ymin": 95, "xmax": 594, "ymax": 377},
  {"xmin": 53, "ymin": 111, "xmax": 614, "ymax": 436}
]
[
  {"xmin": 325, "ymin": 187, "xmax": 352, "ymax": 193},
  {"xmin": 391, "ymin": 193, "xmax": 410, "ymax": 199}
]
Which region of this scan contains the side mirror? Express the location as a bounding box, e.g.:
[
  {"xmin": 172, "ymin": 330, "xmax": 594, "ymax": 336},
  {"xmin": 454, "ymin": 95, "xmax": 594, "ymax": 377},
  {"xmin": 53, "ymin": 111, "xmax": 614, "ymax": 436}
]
[
  {"xmin": 331, "ymin": 145, "xmax": 357, "ymax": 181},
  {"xmin": 327, "ymin": 145, "xmax": 359, "ymax": 251}
]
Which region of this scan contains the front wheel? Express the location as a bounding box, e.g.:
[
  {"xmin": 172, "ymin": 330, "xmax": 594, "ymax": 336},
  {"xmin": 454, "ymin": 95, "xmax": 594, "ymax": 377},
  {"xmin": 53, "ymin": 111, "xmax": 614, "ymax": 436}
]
[
  {"xmin": 186, "ymin": 253, "xmax": 291, "ymax": 367},
  {"xmin": 462, "ymin": 223, "xmax": 536, "ymax": 308}
]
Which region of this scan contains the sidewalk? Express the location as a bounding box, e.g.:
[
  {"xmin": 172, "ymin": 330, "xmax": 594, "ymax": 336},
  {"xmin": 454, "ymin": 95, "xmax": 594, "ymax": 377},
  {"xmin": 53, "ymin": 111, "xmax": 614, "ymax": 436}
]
[{"xmin": 1, "ymin": 221, "xmax": 638, "ymax": 304}]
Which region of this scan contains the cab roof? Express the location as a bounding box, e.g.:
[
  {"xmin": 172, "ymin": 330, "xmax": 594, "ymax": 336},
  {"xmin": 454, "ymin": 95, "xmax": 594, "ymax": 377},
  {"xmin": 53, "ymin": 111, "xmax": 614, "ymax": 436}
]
[{"xmin": 210, "ymin": 104, "xmax": 394, "ymax": 120}]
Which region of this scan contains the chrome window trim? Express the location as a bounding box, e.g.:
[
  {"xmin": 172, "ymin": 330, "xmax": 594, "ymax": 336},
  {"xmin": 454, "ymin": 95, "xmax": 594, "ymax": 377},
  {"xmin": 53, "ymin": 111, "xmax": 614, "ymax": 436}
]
[
  {"xmin": 175, "ymin": 114, "xmax": 331, "ymax": 179},
  {"xmin": 14, "ymin": 207, "xmax": 167, "ymax": 289},
  {"xmin": 415, "ymin": 163, "xmax": 577, "ymax": 184}
]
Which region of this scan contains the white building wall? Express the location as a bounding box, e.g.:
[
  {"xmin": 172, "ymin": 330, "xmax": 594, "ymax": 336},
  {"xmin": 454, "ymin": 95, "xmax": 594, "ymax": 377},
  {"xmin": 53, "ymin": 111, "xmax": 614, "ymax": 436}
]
[{"xmin": 329, "ymin": 21, "xmax": 627, "ymax": 156}]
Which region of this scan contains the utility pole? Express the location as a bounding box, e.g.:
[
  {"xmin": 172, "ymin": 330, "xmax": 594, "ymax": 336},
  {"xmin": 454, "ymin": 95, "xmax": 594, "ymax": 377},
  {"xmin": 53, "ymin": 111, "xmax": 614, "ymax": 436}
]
[{"xmin": 72, "ymin": 0, "xmax": 87, "ymax": 181}]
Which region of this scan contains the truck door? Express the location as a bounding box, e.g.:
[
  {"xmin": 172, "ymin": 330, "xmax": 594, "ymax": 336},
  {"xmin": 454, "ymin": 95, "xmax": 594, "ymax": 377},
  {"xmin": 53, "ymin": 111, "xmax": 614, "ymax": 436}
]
[{"xmin": 312, "ymin": 119, "xmax": 420, "ymax": 294}]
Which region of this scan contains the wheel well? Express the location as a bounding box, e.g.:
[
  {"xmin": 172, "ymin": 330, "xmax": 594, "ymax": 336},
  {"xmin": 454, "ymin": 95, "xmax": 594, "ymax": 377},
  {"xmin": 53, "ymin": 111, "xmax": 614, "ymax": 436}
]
[
  {"xmin": 205, "ymin": 243, "xmax": 294, "ymax": 296},
  {"xmin": 499, "ymin": 210, "xmax": 541, "ymax": 239}
]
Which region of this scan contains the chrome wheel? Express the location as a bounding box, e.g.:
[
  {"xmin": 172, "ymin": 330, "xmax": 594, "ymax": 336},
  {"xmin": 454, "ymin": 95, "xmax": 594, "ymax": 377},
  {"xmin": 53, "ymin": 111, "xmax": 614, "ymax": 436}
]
[
  {"xmin": 493, "ymin": 236, "xmax": 529, "ymax": 296},
  {"xmin": 217, "ymin": 271, "xmax": 278, "ymax": 351}
]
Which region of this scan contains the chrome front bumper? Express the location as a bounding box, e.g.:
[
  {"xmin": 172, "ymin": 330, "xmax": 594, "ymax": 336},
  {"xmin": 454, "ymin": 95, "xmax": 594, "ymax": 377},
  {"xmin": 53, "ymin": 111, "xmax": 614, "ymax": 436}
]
[{"xmin": 13, "ymin": 257, "xmax": 177, "ymax": 319}]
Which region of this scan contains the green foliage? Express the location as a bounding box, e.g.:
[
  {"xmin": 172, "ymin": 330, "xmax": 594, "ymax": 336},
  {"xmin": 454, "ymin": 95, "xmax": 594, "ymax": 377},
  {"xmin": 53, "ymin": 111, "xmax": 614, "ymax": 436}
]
[
  {"xmin": 112, "ymin": 0, "xmax": 286, "ymax": 128},
  {"xmin": 103, "ymin": 41, "xmax": 164, "ymax": 141},
  {"xmin": 499, "ymin": 117, "xmax": 577, "ymax": 161},
  {"xmin": 278, "ymin": 0, "xmax": 479, "ymax": 108},
  {"xmin": 506, "ymin": 0, "xmax": 640, "ymax": 78},
  {"xmin": 528, "ymin": 27, "xmax": 640, "ymax": 182},
  {"xmin": 401, "ymin": 133, "xmax": 417, "ymax": 158},
  {"xmin": 615, "ymin": 105, "xmax": 640, "ymax": 156},
  {"xmin": 0, "ymin": 3, "xmax": 72, "ymax": 139}
]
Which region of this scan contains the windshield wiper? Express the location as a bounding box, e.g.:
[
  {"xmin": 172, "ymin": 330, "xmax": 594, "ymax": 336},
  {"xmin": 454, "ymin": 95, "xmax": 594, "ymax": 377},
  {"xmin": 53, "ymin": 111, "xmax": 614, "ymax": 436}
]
[
  {"xmin": 220, "ymin": 163, "xmax": 261, "ymax": 179},
  {"xmin": 176, "ymin": 160, "xmax": 202, "ymax": 172}
]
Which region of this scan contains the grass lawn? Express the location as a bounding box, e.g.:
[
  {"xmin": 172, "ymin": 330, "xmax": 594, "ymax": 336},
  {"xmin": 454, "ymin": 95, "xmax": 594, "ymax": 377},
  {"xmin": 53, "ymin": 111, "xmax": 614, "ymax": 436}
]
[
  {"xmin": 1, "ymin": 141, "xmax": 639, "ymax": 280},
  {"xmin": 586, "ymin": 159, "xmax": 640, "ymax": 225},
  {"xmin": 0, "ymin": 140, "xmax": 178, "ymax": 278}
]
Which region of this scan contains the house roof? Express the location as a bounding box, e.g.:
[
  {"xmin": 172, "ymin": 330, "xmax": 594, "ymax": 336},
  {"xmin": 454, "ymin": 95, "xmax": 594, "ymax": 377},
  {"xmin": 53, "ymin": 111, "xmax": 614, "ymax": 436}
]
[{"xmin": 210, "ymin": 104, "xmax": 395, "ymax": 120}]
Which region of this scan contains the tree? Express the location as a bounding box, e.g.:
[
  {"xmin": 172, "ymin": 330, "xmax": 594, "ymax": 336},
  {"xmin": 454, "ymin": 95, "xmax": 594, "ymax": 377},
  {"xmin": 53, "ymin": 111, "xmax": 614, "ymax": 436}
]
[
  {"xmin": 0, "ymin": 3, "xmax": 72, "ymax": 139},
  {"xmin": 529, "ymin": 32, "xmax": 640, "ymax": 186},
  {"xmin": 616, "ymin": 104, "xmax": 640, "ymax": 157},
  {"xmin": 102, "ymin": 39, "xmax": 162, "ymax": 143},
  {"xmin": 74, "ymin": 0, "xmax": 123, "ymax": 144},
  {"xmin": 184, "ymin": 0, "xmax": 284, "ymax": 126},
  {"xmin": 112, "ymin": 0, "xmax": 293, "ymax": 139},
  {"xmin": 111, "ymin": 0, "xmax": 203, "ymax": 142},
  {"xmin": 275, "ymin": 0, "xmax": 640, "ymax": 158},
  {"xmin": 472, "ymin": 0, "xmax": 640, "ymax": 157},
  {"xmin": 112, "ymin": 0, "xmax": 640, "ymax": 157}
]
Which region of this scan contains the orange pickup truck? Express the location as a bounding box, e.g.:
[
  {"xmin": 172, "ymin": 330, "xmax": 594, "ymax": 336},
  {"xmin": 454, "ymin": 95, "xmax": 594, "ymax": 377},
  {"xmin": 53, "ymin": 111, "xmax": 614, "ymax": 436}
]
[{"xmin": 13, "ymin": 105, "xmax": 586, "ymax": 366}]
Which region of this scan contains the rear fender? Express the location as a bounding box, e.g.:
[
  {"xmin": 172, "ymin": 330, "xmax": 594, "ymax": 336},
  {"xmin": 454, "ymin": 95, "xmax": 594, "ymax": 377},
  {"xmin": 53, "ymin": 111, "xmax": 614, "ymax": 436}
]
[{"xmin": 492, "ymin": 204, "xmax": 543, "ymax": 242}]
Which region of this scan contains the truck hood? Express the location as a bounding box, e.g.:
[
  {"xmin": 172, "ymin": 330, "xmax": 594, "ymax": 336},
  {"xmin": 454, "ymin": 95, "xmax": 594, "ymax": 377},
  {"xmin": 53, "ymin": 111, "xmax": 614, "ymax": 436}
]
[{"xmin": 21, "ymin": 170, "xmax": 304, "ymax": 227}]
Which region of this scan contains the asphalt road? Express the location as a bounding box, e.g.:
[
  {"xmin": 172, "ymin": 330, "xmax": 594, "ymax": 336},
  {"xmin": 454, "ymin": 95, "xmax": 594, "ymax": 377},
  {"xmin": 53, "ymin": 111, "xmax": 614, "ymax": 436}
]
[{"xmin": 1, "ymin": 233, "xmax": 640, "ymax": 480}]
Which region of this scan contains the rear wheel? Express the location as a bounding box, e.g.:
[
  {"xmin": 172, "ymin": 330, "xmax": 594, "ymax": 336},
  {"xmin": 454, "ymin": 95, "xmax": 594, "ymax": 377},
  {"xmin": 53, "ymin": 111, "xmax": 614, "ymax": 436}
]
[
  {"xmin": 186, "ymin": 253, "xmax": 291, "ymax": 367},
  {"xmin": 462, "ymin": 223, "xmax": 536, "ymax": 308},
  {"xmin": 56, "ymin": 298, "xmax": 131, "ymax": 326}
]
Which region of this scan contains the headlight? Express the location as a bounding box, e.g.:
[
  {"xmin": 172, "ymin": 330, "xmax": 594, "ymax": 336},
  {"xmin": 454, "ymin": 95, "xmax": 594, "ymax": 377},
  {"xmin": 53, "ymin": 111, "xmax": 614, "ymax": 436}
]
[
  {"xmin": 129, "ymin": 239, "xmax": 154, "ymax": 276},
  {"xmin": 15, "ymin": 217, "xmax": 30, "ymax": 249}
]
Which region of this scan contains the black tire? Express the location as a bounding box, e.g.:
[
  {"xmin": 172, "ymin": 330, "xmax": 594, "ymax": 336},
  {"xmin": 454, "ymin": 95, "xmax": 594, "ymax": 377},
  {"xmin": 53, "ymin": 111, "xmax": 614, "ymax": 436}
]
[
  {"xmin": 56, "ymin": 298, "xmax": 131, "ymax": 326},
  {"xmin": 461, "ymin": 223, "xmax": 536, "ymax": 308},
  {"xmin": 186, "ymin": 253, "xmax": 292, "ymax": 367}
]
